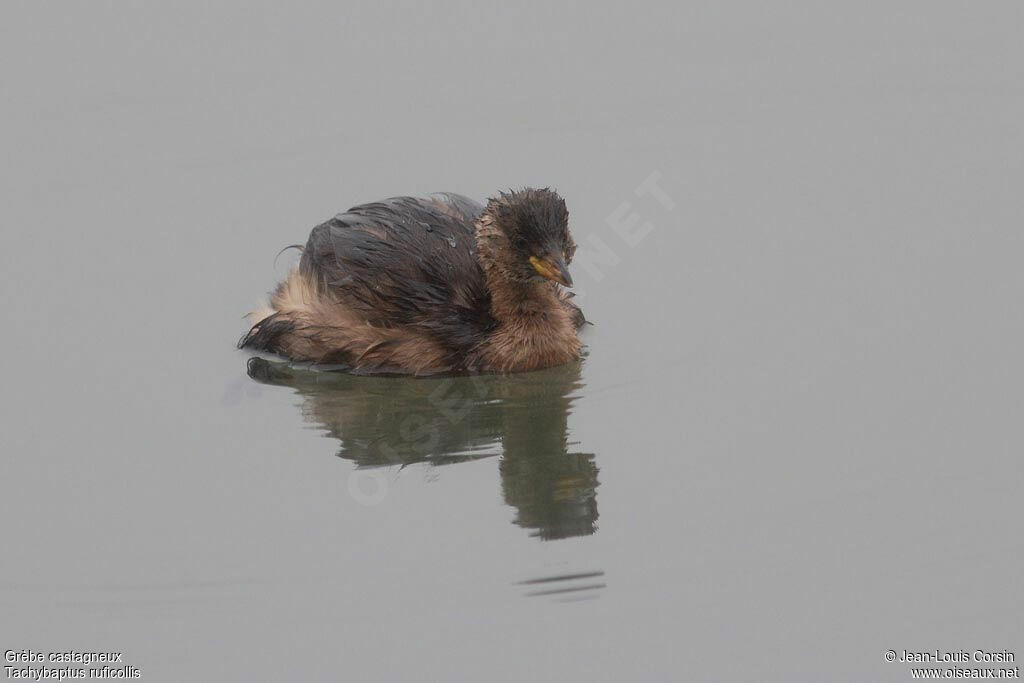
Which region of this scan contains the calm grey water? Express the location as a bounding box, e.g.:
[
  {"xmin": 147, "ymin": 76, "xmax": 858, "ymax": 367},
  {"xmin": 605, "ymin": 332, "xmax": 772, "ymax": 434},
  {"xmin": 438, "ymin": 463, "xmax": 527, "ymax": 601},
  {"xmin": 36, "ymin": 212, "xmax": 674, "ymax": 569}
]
[{"xmin": 2, "ymin": 4, "xmax": 1022, "ymax": 681}]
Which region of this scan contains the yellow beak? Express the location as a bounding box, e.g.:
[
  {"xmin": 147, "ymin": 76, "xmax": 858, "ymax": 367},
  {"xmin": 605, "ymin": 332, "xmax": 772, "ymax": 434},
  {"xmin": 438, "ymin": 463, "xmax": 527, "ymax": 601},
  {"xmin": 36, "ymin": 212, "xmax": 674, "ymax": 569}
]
[{"xmin": 529, "ymin": 255, "xmax": 573, "ymax": 287}]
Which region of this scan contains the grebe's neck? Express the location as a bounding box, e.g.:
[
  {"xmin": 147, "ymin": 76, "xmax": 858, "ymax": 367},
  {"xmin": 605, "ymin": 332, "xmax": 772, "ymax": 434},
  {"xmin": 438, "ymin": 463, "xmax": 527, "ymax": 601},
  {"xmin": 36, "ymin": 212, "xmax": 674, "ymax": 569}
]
[
  {"xmin": 473, "ymin": 212, "xmax": 580, "ymax": 372},
  {"xmin": 475, "ymin": 212, "xmax": 560, "ymax": 322}
]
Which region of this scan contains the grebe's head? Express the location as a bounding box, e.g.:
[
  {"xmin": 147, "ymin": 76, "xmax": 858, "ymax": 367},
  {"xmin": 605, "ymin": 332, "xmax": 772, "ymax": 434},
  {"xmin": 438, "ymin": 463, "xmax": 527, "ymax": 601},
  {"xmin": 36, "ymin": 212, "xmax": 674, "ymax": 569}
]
[{"xmin": 484, "ymin": 188, "xmax": 575, "ymax": 287}]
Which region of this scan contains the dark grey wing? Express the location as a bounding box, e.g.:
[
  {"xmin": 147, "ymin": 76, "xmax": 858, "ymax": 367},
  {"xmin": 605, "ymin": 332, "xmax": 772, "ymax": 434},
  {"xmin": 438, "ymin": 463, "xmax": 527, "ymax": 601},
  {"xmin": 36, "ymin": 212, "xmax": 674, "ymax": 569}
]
[
  {"xmin": 427, "ymin": 192, "xmax": 485, "ymax": 225},
  {"xmin": 298, "ymin": 194, "xmax": 495, "ymax": 353}
]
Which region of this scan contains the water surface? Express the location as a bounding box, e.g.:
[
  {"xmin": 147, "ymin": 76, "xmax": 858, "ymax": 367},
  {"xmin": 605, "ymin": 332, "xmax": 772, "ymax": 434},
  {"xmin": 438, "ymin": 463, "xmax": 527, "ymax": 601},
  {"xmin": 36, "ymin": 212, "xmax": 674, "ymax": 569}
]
[{"xmin": 2, "ymin": 3, "xmax": 1022, "ymax": 681}]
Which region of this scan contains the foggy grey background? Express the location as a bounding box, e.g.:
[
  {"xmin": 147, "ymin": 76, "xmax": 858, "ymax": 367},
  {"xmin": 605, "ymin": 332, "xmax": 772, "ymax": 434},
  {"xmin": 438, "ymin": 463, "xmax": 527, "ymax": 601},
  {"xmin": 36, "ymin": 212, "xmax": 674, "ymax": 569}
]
[{"xmin": 2, "ymin": 2, "xmax": 1022, "ymax": 681}]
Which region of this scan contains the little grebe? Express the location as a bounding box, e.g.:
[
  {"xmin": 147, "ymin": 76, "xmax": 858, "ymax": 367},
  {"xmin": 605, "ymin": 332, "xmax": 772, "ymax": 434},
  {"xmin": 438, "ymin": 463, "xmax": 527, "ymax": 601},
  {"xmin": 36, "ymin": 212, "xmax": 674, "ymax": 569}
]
[{"xmin": 240, "ymin": 188, "xmax": 586, "ymax": 374}]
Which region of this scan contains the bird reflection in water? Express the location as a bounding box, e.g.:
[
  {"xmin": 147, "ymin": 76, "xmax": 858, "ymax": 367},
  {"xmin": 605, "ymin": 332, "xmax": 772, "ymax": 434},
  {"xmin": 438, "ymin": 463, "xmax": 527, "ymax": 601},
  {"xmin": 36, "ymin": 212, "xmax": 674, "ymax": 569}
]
[{"xmin": 246, "ymin": 358, "xmax": 599, "ymax": 540}]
